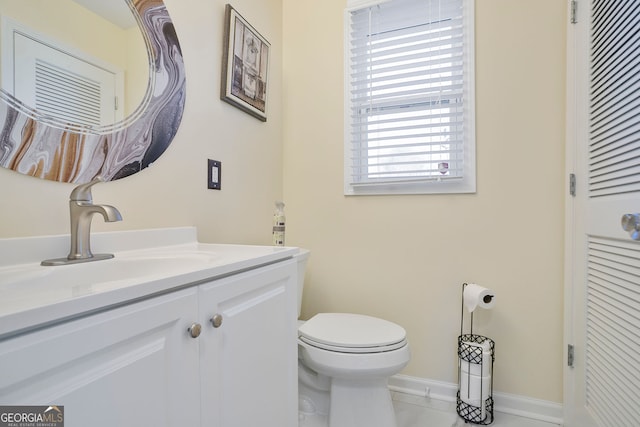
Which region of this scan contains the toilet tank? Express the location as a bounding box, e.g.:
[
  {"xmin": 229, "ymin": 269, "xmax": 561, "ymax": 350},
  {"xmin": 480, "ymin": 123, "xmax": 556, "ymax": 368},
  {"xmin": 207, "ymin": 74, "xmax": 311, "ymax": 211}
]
[{"xmin": 294, "ymin": 249, "xmax": 310, "ymax": 318}]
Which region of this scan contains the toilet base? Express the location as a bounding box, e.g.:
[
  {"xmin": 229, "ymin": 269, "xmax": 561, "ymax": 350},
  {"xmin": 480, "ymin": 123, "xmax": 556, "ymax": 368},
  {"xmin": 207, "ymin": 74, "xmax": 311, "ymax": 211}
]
[
  {"xmin": 298, "ymin": 368, "xmax": 398, "ymax": 427},
  {"xmin": 328, "ymin": 377, "xmax": 397, "ymax": 427}
]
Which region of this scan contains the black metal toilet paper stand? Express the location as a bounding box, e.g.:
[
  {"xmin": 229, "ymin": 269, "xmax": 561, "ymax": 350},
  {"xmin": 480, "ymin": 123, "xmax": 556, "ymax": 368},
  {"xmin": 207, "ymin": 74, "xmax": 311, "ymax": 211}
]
[{"xmin": 457, "ymin": 283, "xmax": 495, "ymax": 425}]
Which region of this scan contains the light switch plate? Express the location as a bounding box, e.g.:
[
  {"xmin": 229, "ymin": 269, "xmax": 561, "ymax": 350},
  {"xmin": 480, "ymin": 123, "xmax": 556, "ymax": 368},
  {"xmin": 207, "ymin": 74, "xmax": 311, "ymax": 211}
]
[{"xmin": 208, "ymin": 159, "xmax": 221, "ymax": 190}]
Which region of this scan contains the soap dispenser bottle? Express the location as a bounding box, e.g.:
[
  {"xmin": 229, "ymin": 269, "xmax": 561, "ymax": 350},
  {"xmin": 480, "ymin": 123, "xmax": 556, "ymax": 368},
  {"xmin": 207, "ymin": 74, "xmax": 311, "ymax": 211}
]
[{"xmin": 272, "ymin": 201, "xmax": 286, "ymax": 246}]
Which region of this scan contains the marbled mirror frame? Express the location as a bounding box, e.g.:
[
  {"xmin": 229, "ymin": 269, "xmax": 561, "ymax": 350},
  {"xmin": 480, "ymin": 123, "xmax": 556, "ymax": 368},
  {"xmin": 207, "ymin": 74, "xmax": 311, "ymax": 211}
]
[{"xmin": 0, "ymin": 0, "xmax": 186, "ymax": 183}]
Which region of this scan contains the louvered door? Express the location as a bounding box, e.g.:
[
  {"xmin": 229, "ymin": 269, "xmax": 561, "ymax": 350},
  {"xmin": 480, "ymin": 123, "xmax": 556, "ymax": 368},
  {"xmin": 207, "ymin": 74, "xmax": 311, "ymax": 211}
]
[
  {"xmin": 1, "ymin": 17, "xmax": 123, "ymax": 128},
  {"xmin": 566, "ymin": 0, "xmax": 640, "ymax": 425},
  {"xmin": 12, "ymin": 31, "xmax": 119, "ymax": 128},
  {"xmin": 584, "ymin": 238, "xmax": 640, "ymax": 426}
]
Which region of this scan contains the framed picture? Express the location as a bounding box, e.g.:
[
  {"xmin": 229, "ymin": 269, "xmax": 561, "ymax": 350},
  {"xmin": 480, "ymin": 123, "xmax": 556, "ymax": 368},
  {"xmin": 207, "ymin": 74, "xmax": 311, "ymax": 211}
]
[{"xmin": 221, "ymin": 4, "xmax": 270, "ymax": 122}]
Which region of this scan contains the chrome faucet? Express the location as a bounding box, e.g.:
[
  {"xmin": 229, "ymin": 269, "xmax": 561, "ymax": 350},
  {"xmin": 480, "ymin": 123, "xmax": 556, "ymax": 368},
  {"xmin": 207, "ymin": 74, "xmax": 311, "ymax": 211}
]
[{"xmin": 42, "ymin": 176, "xmax": 122, "ymax": 266}]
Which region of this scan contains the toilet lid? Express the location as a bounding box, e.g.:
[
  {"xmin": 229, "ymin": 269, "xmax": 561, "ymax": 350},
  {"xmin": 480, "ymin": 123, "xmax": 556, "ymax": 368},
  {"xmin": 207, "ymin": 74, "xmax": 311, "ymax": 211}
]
[{"xmin": 298, "ymin": 313, "xmax": 407, "ymax": 353}]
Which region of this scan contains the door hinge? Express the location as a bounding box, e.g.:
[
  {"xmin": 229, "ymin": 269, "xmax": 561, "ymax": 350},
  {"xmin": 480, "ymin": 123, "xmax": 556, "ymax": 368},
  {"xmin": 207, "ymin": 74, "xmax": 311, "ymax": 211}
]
[
  {"xmin": 569, "ymin": 173, "xmax": 576, "ymax": 196},
  {"xmin": 568, "ymin": 344, "xmax": 575, "ymax": 367},
  {"xmin": 115, "ymin": 96, "xmax": 119, "ymax": 111},
  {"xmin": 570, "ymin": 0, "xmax": 578, "ymax": 24}
]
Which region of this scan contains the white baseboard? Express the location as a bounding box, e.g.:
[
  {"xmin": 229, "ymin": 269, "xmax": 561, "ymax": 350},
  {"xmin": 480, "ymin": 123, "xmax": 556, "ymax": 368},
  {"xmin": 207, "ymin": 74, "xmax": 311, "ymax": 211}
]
[{"xmin": 389, "ymin": 374, "xmax": 563, "ymax": 425}]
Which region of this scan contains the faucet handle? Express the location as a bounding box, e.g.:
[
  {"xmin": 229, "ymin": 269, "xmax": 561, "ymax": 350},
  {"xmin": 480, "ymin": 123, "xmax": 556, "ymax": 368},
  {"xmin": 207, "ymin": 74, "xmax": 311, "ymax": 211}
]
[{"xmin": 70, "ymin": 175, "xmax": 105, "ymax": 202}]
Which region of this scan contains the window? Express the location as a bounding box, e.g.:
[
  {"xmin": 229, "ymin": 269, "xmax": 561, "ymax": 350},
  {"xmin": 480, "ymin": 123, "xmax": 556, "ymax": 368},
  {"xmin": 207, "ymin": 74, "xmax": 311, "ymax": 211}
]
[{"xmin": 344, "ymin": 0, "xmax": 475, "ymax": 195}]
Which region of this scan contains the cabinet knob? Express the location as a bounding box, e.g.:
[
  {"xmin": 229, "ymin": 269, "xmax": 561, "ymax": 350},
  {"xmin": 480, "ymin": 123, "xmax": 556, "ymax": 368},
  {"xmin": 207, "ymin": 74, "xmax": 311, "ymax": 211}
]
[
  {"xmin": 210, "ymin": 314, "xmax": 223, "ymax": 328},
  {"xmin": 188, "ymin": 323, "xmax": 202, "ymax": 338}
]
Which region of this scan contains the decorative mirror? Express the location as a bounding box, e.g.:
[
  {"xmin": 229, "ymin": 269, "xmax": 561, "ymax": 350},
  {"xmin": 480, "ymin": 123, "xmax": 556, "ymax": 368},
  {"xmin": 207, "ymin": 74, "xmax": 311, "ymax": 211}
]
[{"xmin": 0, "ymin": 0, "xmax": 186, "ymax": 183}]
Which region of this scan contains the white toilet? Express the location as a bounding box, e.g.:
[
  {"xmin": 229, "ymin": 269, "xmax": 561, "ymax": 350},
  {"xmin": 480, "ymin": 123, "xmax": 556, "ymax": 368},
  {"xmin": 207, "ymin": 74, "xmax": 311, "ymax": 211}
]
[{"xmin": 295, "ymin": 250, "xmax": 410, "ymax": 427}]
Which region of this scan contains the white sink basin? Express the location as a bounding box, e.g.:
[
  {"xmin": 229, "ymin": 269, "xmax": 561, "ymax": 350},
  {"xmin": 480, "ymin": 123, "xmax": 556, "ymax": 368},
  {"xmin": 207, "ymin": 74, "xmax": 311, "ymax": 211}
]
[
  {"xmin": 1, "ymin": 251, "xmax": 219, "ymax": 291},
  {"xmin": 0, "ymin": 227, "xmax": 298, "ymax": 339}
]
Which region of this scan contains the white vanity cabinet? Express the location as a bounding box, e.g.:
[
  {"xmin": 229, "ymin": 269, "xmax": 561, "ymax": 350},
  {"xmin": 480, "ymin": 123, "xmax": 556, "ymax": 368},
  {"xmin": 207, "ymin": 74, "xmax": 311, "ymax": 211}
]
[
  {"xmin": 0, "ymin": 287, "xmax": 201, "ymax": 427},
  {"xmin": 198, "ymin": 259, "xmax": 298, "ymax": 427},
  {"xmin": 0, "ymin": 258, "xmax": 298, "ymax": 427}
]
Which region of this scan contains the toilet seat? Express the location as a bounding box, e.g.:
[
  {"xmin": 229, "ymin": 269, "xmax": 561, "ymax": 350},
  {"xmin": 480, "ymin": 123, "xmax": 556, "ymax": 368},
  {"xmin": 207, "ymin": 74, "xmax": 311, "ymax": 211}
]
[{"xmin": 298, "ymin": 313, "xmax": 407, "ymax": 354}]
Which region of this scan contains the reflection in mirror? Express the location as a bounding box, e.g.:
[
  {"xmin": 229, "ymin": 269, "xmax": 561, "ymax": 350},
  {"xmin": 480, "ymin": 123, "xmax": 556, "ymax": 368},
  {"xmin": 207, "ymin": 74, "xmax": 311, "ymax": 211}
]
[
  {"xmin": 0, "ymin": 0, "xmax": 186, "ymax": 183},
  {"xmin": 0, "ymin": 0, "xmax": 149, "ymax": 127}
]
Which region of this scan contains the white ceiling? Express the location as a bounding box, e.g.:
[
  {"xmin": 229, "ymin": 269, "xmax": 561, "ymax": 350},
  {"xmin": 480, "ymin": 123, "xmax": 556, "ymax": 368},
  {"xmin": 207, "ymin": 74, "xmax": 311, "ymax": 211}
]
[{"xmin": 71, "ymin": 0, "xmax": 136, "ymax": 29}]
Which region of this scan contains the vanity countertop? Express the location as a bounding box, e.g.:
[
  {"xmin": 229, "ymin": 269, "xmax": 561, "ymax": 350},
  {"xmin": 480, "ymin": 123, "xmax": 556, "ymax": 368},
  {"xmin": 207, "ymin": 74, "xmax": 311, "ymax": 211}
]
[{"xmin": 0, "ymin": 227, "xmax": 298, "ymax": 339}]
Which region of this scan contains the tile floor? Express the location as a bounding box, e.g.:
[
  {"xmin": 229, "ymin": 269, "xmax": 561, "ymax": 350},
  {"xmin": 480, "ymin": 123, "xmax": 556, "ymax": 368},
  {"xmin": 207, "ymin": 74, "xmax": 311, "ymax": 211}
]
[
  {"xmin": 299, "ymin": 399, "xmax": 562, "ymax": 427},
  {"xmin": 393, "ymin": 400, "xmax": 561, "ymax": 427}
]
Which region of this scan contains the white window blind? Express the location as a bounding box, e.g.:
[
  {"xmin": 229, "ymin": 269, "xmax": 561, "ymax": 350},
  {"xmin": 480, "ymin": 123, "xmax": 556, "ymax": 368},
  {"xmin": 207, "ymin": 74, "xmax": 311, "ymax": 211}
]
[{"xmin": 344, "ymin": 0, "xmax": 475, "ymax": 195}]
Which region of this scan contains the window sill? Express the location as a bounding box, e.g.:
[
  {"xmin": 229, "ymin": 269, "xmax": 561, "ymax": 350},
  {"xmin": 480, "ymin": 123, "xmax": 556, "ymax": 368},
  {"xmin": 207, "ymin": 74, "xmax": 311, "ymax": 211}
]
[{"xmin": 344, "ymin": 178, "xmax": 476, "ymax": 196}]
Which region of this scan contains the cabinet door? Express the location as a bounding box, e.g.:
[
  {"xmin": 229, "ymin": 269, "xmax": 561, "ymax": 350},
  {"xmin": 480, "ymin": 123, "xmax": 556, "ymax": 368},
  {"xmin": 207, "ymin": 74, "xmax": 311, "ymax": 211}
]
[
  {"xmin": 0, "ymin": 288, "xmax": 200, "ymax": 427},
  {"xmin": 199, "ymin": 260, "xmax": 298, "ymax": 427}
]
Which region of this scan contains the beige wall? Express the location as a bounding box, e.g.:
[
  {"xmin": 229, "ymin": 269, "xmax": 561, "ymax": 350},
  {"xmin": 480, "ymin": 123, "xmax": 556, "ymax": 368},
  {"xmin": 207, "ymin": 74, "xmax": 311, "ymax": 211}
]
[
  {"xmin": 283, "ymin": 0, "xmax": 566, "ymax": 403},
  {"xmin": 0, "ymin": 0, "xmax": 284, "ymax": 245}
]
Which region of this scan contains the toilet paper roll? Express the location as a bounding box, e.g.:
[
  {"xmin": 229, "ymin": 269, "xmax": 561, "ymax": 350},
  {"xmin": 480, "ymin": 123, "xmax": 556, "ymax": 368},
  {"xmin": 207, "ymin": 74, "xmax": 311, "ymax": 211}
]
[
  {"xmin": 460, "ymin": 341, "xmax": 492, "ymax": 376},
  {"xmin": 463, "ymin": 283, "xmax": 496, "ymax": 312},
  {"xmin": 459, "ymin": 340, "xmax": 492, "ymax": 364},
  {"xmin": 460, "ymin": 372, "xmax": 491, "ymax": 419},
  {"xmin": 461, "ymin": 359, "xmax": 491, "ymax": 377}
]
